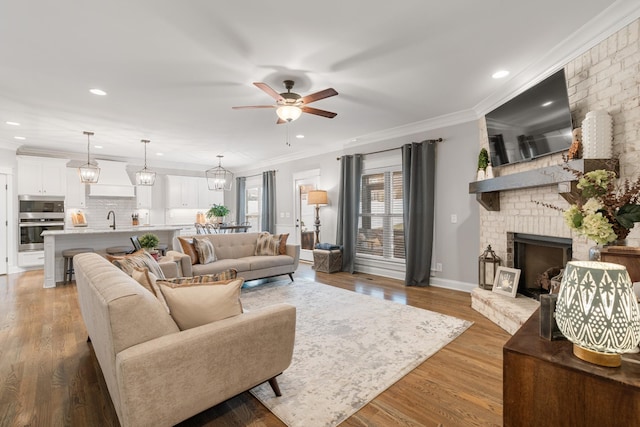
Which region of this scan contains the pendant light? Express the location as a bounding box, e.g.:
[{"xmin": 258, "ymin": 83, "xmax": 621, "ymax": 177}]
[
  {"xmin": 136, "ymin": 139, "xmax": 156, "ymax": 186},
  {"xmin": 78, "ymin": 131, "xmax": 100, "ymax": 183},
  {"xmin": 205, "ymin": 155, "xmax": 233, "ymax": 191}
]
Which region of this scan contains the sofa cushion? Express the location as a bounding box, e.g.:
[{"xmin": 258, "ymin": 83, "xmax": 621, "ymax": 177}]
[
  {"xmin": 162, "ymin": 268, "xmax": 238, "ymax": 284},
  {"xmin": 157, "ymin": 278, "xmax": 244, "ymax": 330},
  {"xmin": 193, "ymin": 237, "xmax": 216, "ymax": 264},
  {"xmin": 191, "ymin": 258, "xmax": 252, "ymax": 276},
  {"xmin": 109, "ymin": 249, "xmax": 166, "ymax": 279},
  {"xmin": 177, "ymin": 237, "xmax": 199, "ymax": 265},
  {"xmin": 241, "ymin": 255, "xmax": 294, "ymax": 270}
]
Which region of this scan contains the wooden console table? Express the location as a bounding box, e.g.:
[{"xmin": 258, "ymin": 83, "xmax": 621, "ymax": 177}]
[{"xmin": 503, "ymin": 309, "xmax": 640, "ymax": 426}]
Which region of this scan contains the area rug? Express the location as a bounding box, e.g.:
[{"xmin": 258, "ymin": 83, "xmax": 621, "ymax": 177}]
[{"xmin": 241, "ymin": 278, "xmax": 473, "ymax": 427}]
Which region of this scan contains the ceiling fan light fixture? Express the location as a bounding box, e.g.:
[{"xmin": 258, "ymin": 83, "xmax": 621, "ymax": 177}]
[
  {"xmin": 136, "ymin": 139, "xmax": 156, "ymax": 186},
  {"xmin": 205, "ymin": 155, "xmax": 233, "ymax": 191},
  {"xmin": 78, "ymin": 131, "xmax": 100, "ymax": 184},
  {"xmin": 276, "ymin": 105, "xmax": 302, "ymax": 122}
]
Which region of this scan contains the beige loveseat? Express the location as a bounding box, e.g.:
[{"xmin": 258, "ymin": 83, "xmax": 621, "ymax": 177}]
[
  {"xmin": 171, "ymin": 232, "xmax": 300, "ymax": 281},
  {"xmin": 74, "ymin": 252, "xmax": 296, "ymax": 427}
]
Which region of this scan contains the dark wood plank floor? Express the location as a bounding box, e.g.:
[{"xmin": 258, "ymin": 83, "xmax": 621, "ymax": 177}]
[{"xmin": 0, "ymin": 263, "xmax": 510, "ymax": 426}]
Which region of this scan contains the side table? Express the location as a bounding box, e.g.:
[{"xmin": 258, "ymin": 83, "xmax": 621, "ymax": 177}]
[{"xmin": 313, "ymin": 249, "xmax": 342, "ymax": 273}]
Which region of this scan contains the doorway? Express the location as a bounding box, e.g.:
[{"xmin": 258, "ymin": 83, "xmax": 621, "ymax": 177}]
[{"xmin": 293, "ymin": 170, "xmax": 319, "ymax": 262}]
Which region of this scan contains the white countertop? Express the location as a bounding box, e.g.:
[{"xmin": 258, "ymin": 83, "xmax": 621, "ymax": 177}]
[{"xmin": 42, "ymin": 225, "xmax": 182, "ymax": 236}]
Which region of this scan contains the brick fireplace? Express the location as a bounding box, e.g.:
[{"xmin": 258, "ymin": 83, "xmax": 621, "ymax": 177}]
[{"xmin": 471, "ymin": 19, "xmax": 640, "ymax": 334}]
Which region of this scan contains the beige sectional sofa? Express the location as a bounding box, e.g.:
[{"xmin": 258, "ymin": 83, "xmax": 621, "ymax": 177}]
[
  {"xmin": 171, "ymin": 232, "xmax": 300, "ymax": 281},
  {"xmin": 74, "ymin": 252, "xmax": 296, "ymax": 427}
]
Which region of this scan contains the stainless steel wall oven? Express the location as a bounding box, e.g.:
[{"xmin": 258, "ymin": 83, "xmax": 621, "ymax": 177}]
[{"xmin": 18, "ymin": 195, "xmax": 65, "ymax": 251}]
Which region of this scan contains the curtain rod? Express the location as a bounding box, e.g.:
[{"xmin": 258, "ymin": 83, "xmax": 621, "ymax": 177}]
[
  {"xmin": 336, "ymin": 138, "xmax": 443, "ymax": 160},
  {"xmin": 239, "ymin": 169, "xmax": 278, "ymax": 179}
]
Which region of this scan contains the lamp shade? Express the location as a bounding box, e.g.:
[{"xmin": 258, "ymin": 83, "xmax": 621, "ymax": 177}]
[
  {"xmin": 308, "ymin": 190, "xmax": 328, "ymax": 205},
  {"xmin": 555, "ymin": 261, "xmax": 640, "ymax": 367}
]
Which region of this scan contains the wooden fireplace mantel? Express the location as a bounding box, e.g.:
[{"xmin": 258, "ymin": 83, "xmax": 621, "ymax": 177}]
[{"xmin": 468, "ymin": 159, "xmax": 618, "ymax": 211}]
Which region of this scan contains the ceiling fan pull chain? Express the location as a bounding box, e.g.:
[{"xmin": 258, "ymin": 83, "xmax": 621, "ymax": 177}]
[{"xmin": 286, "ymin": 122, "xmax": 291, "ymax": 147}]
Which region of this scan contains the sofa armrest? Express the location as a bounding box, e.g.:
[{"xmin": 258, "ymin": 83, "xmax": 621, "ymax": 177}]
[
  {"xmin": 115, "ymin": 303, "xmax": 296, "ymax": 427},
  {"xmin": 161, "ymin": 251, "xmax": 193, "ymax": 277},
  {"xmin": 285, "ymin": 244, "xmax": 300, "ymax": 270},
  {"xmin": 158, "ymin": 260, "xmax": 178, "ymax": 278}
]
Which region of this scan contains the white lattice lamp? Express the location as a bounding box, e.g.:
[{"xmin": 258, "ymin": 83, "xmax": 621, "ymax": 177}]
[{"xmin": 555, "ymin": 261, "xmax": 640, "ymax": 367}]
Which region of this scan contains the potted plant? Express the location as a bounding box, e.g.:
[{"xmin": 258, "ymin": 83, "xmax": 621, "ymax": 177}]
[
  {"xmin": 477, "ymin": 148, "xmax": 489, "ymax": 180},
  {"xmin": 207, "ymin": 204, "xmax": 230, "ymax": 223},
  {"xmin": 139, "ymin": 233, "xmax": 160, "ymax": 259}
]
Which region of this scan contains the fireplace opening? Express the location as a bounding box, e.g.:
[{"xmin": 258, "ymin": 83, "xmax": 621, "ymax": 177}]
[{"xmin": 507, "ymin": 233, "xmax": 572, "ymax": 300}]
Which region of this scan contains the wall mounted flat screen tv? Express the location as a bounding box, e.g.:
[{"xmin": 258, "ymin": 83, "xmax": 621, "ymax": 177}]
[{"xmin": 485, "ymin": 69, "xmax": 573, "ymax": 168}]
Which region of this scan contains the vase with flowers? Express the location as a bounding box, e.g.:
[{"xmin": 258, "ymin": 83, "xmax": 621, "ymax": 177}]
[{"xmin": 540, "ymin": 166, "xmax": 640, "ymax": 246}]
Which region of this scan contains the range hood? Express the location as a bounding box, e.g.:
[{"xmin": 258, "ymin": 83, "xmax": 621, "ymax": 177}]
[{"xmin": 88, "ymin": 160, "xmax": 135, "ymax": 197}]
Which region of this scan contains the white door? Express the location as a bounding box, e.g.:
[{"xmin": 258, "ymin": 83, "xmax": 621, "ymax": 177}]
[
  {"xmin": 0, "ymin": 174, "xmax": 7, "ymax": 275},
  {"xmin": 293, "ymin": 172, "xmax": 319, "ymax": 262}
]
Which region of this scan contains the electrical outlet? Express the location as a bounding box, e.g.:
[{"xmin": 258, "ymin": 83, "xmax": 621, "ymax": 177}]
[
  {"xmin": 450, "ymin": 214, "xmax": 457, "ymax": 223},
  {"xmin": 436, "ymin": 263, "xmax": 443, "ymax": 272}
]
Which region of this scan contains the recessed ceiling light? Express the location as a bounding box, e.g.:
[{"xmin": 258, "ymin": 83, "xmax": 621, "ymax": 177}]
[
  {"xmin": 156, "ymin": 152, "xmax": 164, "ymax": 156},
  {"xmin": 541, "ymin": 101, "xmax": 553, "ymax": 107},
  {"xmin": 296, "ymin": 134, "xmax": 304, "ymax": 139},
  {"xmin": 6, "ymin": 121, "xmax": 20, "ymax": 126},
  {"xmin": 492, "ymin": 70, "xmax": 510, "ymax": 79},
  {"xmin": 89, "ymin": 88, "xmax": 107, "ymax": 96},
  {"xmin": 14, "ymin": 136, "xmax": 26, "ymax": 140},
  {"xmin": 94, "ymin": 145, "xmax": 103, "ymax": 149}
]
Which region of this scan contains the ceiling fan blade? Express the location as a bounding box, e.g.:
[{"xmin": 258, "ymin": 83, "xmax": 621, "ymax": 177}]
[
  {"xmin": 254, "ymin": 82, "xmax": 284, "ymax": 102},
  {"xmin": 232, "ymin": 105, "xmax": 276, "ymax": 109},
  {"xmin": 301, "ymin": 88, "xmax": 338, "ymax": 104},
  {"xmin": 276, "ymin": 118, "xmax": 287, "ymax": 125},
  {"xmin": 301, "ymin": 106, "xmax": 337, "ymax": 118}
]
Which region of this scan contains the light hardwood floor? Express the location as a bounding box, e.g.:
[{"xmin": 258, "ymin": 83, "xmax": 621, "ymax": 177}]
[{"xmin": 0, "ymin": 262, "xmax": 510, "ymax": 426}]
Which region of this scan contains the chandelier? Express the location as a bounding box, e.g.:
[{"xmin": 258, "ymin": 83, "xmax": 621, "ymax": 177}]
[
  {"xmin": 135, "ymin": 139, "xmax": 156, "ymax": 186},
  {"xmin": 205, "ymin": 155, "xmax": 233, "ymax": 191},
  {"xmin": 77, "ymin": 131, "xmax": 100, "ymax": 183}
]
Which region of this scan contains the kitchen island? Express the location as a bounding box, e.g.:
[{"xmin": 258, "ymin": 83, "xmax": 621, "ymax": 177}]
[{"xmin": 41, "ymin": 226, "xmax": 182, "ymax": 288}]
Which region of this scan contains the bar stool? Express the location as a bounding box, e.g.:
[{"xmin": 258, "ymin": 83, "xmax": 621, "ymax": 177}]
[
  {"xmin": 62, "ymin": 248, "xmax": 95, "ymax": 284},
  {"xmin": 106, "ymin": 246, "xmax": 134, "ymax": 256},
  {"xmin": 157, "ymin": 244, "xmax": 168, "ymax": 256}
]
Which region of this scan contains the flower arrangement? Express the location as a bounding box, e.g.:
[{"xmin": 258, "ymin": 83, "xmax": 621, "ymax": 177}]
[{"xmin": 545, "ymin": 167, "xmax": 640, "ymax": 244}]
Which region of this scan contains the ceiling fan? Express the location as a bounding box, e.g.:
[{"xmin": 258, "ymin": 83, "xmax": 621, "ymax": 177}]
[{"xmin": 232, "ymin": 80, "xmax": 338, "ymax": 123}]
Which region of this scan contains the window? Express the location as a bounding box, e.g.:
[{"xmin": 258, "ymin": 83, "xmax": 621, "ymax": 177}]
[
  {"xmin": 357, "ymin": 169, "xmax": 405, "ymax": 260},
  {"xmin": 245, "ymin": 178, "xmax": 261, "ymax": 231}
]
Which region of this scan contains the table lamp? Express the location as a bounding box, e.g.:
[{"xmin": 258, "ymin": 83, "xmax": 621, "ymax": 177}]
[
  {"xmin": 307, "ymin": 190, "xmax": 328, "ymax": 245},
  {"xmin": 555, "ymin": 261, "xmax": 640, "ymax": 367}
]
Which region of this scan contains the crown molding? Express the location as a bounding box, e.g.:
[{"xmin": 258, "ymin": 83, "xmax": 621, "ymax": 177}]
[{"xmin": 474, "ymin": 0, "xmax": 640, "ymax": 117}]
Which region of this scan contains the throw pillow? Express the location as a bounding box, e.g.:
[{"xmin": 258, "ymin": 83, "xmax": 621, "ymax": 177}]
[
  {"xmin": 177, "ymin": 237, "xmax": 199, "ymax": 265},
  {"xmin": 277, "ymin": 233, "xmax": 289, "ymax": 255},
  {"xmin": 193, "ymin": 237, "xmax": 216, "ymax": 264},
  {"xmin": 160, "ymin": 268, "xmax": 238, "ymax": 285},
  {"xmin": 255, "ymin": 232, "xmax": 279, "ymax": 256},
  {"xmin": 157, "ymin": 278, "xmax": 244, "ymax": 330},
  {"xmin": 108, "ymin": 249, "xmax": 166, "ymax": 279},
  {"xmin": 131, "ymin": 267, "xmax": 171, "ymax": 313}
]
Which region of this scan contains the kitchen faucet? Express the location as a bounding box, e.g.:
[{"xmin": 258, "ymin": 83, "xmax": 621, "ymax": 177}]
[{"xmin": 107, "ymin": 210, "xmax": 116, "ymax": 230}]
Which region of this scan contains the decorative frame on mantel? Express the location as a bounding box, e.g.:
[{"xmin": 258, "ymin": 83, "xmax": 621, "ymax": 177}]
[{"xmin": 468, "ymin": 159, "xmax": 618, "ymax": 211}]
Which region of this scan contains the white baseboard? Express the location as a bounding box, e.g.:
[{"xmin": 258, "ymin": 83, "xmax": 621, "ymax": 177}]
[{"xmin": 429, "ymin": 277, "xmax": 476, "ymax": 293}]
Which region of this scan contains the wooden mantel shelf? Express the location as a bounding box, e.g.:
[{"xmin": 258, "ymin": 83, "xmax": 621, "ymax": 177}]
[{"xmin": 468, "ymin": 159, "xmax": 618, "ymax": 211}]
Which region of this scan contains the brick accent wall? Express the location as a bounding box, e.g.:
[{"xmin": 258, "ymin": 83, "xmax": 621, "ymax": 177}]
[{"xmin": 479, "ymin": 19, "xmax": 640, "ymax": 264}]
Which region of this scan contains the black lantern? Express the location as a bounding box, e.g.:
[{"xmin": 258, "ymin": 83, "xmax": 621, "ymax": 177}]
[{"xmin": 478, "ymin": 245, "xmax": 501, "ymax": 290}]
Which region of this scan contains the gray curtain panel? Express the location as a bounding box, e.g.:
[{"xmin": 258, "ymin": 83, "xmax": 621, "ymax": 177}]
[
  {"xmin": 402, "ymin": 141, "xmax": 436, "ymax": 286},
  {"xmin": 261, "ymin": 170, "xmax": 277, "ymax": 233},
  {"xmin": 235, "ymin": 176, "xmax": 246, "ymax": 225},
  {"xmin": 336, "ymin": 154, "xmax": 362, "ymax": 273}
]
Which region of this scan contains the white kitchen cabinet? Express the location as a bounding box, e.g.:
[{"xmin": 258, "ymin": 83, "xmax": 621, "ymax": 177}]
[
  {"xmin": 136, "ymin": 185, "xmax": 153, "ymax": 208},
  {"xmin": 198, "ymin": 178, "xmax": 224, "ymax": 209},
  {"xmin": 65, "ymin": 168, "xmax": 86, "ymax": 208},
  {"xmin": 166, "ymin": 175, "xmax": 199, "ymax": 208},
  {"xmin": 18, "ymin": 156, "xmax": 68, "ymax": 196},
  {"xmin": 18, "ymin": 250, "xmax": 45, "ymax": 267}
]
